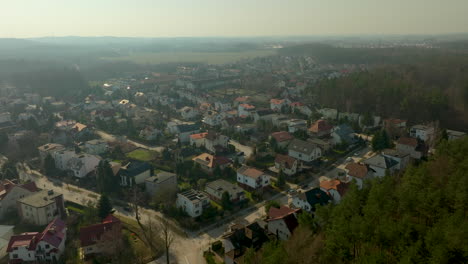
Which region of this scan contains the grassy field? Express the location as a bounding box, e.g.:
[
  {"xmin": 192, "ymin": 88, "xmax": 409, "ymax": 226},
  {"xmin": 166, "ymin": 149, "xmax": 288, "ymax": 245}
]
[
  {"xmin": 101, "ymin": 50, "xmax": 276, "ymax": 65},
  {"xmin": 126, "ymin": 148, "xmax": 158, "ymax": 161}
]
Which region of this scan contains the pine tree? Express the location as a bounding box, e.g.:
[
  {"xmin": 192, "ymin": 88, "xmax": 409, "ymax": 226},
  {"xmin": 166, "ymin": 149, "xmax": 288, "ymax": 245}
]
[
  {"xmin": 277, "ymin": 170, "xmax": 286, "ymax": 188},
  {"xmin": 221, "ymin": 191, "xmax": 232, "ymax": 211},
  {"xmin": 97, "ymin": 194, "xmax": 113, "ymax": 219}
]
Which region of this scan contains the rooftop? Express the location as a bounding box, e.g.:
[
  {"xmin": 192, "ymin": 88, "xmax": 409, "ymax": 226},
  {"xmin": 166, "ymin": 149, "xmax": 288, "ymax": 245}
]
[
  {"xmin": 237, "ymin": 166, "xmax": 265, "ymax": 179},
  {"xmin": 179, "ymin": 189, "xmax": 208, "ymax": 202},
  {"xmin": 18, "ymin": 189, "xmax": 62, "ymax": 208}
]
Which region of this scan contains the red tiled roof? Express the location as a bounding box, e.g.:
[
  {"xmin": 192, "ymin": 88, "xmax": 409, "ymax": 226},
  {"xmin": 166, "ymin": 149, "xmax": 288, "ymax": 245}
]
[
  {"xmin": 234, "ymin": 96, "xmax": 249, "ymax": 102},
  {"xmin": 38, "ymin": 218, "xmax": 66, "ymax": 249},
  {"xmin": 190, "ymin": 132, "xmax": 208, "ymax": 140},
  {"xmin": 193, "ymin": 153, "xmax": 231, "ymax": 169},
  {"xmin": 270, "ymin": 99, "xmax": 285, "ymax": 105},
  {"xmin": 237, "ymin": 166, "xmax": 264, "ymax": 179},
  {"xmin": 267, "ymin": 206, "xmax": 300, "ymax": 221},
  {"xmin": 6, "ymin": 233, "xmax": 38, "ymax": 252},
  {"xmin": 271, "ymin": 131, "xmax": 293, "ymax": 142},
  {"xmin": 320, "ymin": 179, "xmax": 350, "ymax": 196},
  {"xmin": 345, "ymin": 163, "xmax": 368, "ymax": 179},
  {"xmin": 239, "ymin": 104, "xmax": 255, "ymax": 109},
  {"xmin": 397, "ymin": 137, "xmax": 418, "ymax": 148},
  {"xmin": 309, "ymin": 120, "xmax": 333, "ymax": 133},
  {"xmin": 80, "ymin": 214, "xmax": 121, "ymax": 247},
  {"xmin": 20, "ymin": 182, "xmax": 39, "ymax": 192},
  {"xmin": 274, "ymin": 154, "xmax": 296, "ymax": 169},
  {"xmin": 384, "ymin": 118, "xmax": 407, "ymax": 126},
  {"xmin": 290, "ymin": 102, "xmax": 304, "ymax": 107}
]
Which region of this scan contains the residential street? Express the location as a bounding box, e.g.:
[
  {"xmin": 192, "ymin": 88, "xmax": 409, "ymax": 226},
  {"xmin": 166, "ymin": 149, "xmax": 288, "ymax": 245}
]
[
  {"xmin": 16, "ymin": 146, "xmax": 370, "ymax": 264},
  {"xmin": 96, "ymin": 130, "xmax": 165, "ymax": 152}
]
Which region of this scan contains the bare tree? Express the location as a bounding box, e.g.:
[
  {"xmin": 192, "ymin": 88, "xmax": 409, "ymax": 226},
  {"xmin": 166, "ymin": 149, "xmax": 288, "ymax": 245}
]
[{"xmin": 159, "ymin": 218, "xmax": 174, "ymax": 264}]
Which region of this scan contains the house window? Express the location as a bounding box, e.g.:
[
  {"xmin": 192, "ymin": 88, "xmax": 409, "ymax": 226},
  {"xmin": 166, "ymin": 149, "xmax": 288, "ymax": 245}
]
[
  {"xmin": 13, "ymin": 254, "xmax": 18, "ymax": 259},
  {"xmin": 45, "ymin": 245, "xmax": 50, "ymax": 249}
]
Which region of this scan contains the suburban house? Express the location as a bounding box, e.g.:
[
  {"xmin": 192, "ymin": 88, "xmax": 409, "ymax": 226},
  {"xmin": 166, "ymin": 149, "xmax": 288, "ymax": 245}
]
[
  {"xmin": 292, "ymin": 188, "xmax": 331, "ymax": 212},
  {"xmin": 233, "ymin": 96, "xmax": 250, "ymax": 106},
  {"xmin": 288, "ymin": 139, "xmax": 322, "ymax": 163},
  {"xmin": 319, "ymin": 179, "xmax": 350, "ymax": 204},
  {"xmin": 189, "ymin": 132, "xmax": 208, "ymax": 147},
  {"xmin": 238, "ymin": 104, "xmax": 256, "ymax": 118},
  {"xmin": 37, "ymin": 143, "xmax": 65, "ymax": 164},
  {"xmin": 145, "ymin": 171, "xmax": 178, "ymax": 196},
  {"xmin": 222, "ymin": 222, "xmax": 269, "ymax": 264},
  {"xmin": 79, "ymin": 214, "xmax": 122, "ymax": 259},
  {"xmin": 290, "ymin": 102, "xmax": 312, "ymax": 117},
  {"xmin": 270, "ymin": 131, "xmax": 294, "ymax": 148},
  {"xmin": 139, "ymin": 126, "xmax": 162, "ymax": 141},
  {"xmin": 274, "ymin": 154, "xmax": 299, "ymax": 176},
  {"xmin": 446, "ymin": 129, "xmax": 466, "ymax": 141},
  {"xmin": 192, "ymin": 153, "xmax": 232, "ymax": 173},
  {"xmin": 383, "ymin": 118, "xmax": 407, "ymax": 139},
  {"xmin": 84, "ymin": 139, "xmax": 108, "ymax": 155},
  {"xmin": 308, "ymin": 119, "xmax": 333, "ymax": 137},
  {"xmin": 176, "ymin": 189, "xmax": 210, "ymax": 218},
  {"xmin": 307, "ymin": 138, "xmax": 331, "ymax": 152},
  {"xmin": 266, "ymin": 206, "xmax": 300, "ymax": 240},
  {"xmin": 178, "ymin": 106, "xmax": 199, "ymax": 120},
  {"xmin": 0, "ymin": 180, "xmax": 38, "ymax": 220},
  {"xmin": 204, "ymin": 132, "xmax": 229, "ymax": 153},
  {"xmin": 286, "ymin": 119, "xmax": 308, "ymax": 133},
  {"xmin": 344, "ymin": 162, "xmax": 370, "ymax": 189},
  {"xmin": 410, "ymin": 124, "xmax": 435, "ymax": 142},
  {"xmin": 53, "ymin": 149, "xmax": 77, "ymax": 171},
  {"xmin": 382, "ymin": 149, "xmax": 410, "ymax": 170},
  {"xmin": 330, "ymin": 124, "xmax": 356, "ymax": 145},
  {"xmin": 205, "ymin": 179, "xmax": 245, "ymax": 203},
  {"xmin": 270, "ymin": 99, "xmax": 288, "ymax": 111},
  {"xmin": 236, "ymin": 166, "xmax": 271, "ymax": 190},
  {"xmin": 17, "ymin": 189, "xmax": 66, "ymax": 226},
  {"xmin": 364, "ymin": 154, "xmax": 399, "ymax": 177},
  {"xmin": 177, "ymin": 124, "xmax": 201, "ymax": 143},
  {"xmin": 396, "ymin": 137, "xmax": 425, "ymax": 159},
  {"xmin": 202, "ymin": 111, "xmax": 224, "ymax": 127},
  {"xmin": 0, "ymin": 225, "xmax": 14, "ymax": 254},
  {"xmin": 253, "ymin": 108, "xmax": 276, "ymax": 122},
  {"xmin": 67, "ymin": 154, "xmax": 101, "ymax": 178},
  {"xmin": 7, "ymin": 218, "xmax": 67, "ymax": 264},
  {"xmin": 118, "ymin": 161, "xmax": 152, "ymax": 187}
]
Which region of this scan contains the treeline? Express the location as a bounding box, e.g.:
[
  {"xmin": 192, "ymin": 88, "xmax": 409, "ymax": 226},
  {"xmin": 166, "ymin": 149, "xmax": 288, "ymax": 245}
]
[
  {"xmin": 306, "ymin": 63, "xmax": 468, "ymax": 129},
  {"xmin": 5, "ymin": 67, "xmax": 90, "ymax": 101},
  {"xmin": 278, "ymin": 42, "xmax": 468, "ymax": 65},
  {"xmin": 247, "ymin": 137, "xmax": 468, "ymax": 264}
]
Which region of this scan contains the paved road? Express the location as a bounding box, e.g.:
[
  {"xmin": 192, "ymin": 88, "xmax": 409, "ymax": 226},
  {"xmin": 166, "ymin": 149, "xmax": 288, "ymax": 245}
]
[
  {"xmin": 17, "ymin": 146, "xmax": 371, "ymax": 264},
  {"xmin": 96, "ymin": 130, "xmax": 164, "ymax": 152},
  {"xmin": 229, "ymin": 139, "xmax": 253, "ymax": 158}
]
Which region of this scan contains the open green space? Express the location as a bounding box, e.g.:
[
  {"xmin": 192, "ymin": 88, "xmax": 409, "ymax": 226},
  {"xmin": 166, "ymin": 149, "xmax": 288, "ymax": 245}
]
[{"xmin": 126, "ymin": 148, "xmax": 158, "ymax": 162}]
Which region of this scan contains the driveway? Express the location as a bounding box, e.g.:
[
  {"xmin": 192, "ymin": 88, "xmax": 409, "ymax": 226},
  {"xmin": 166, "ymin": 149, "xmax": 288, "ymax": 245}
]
[{"xmin": 229, "ymin": 140, "xmax": 253, "ymax": 158}]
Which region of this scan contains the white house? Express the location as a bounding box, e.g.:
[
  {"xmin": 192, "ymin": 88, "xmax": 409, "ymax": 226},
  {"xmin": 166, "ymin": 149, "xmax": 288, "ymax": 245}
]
[
  {"xmin": 446, "ymin": 129, "xmax": 466, "ymax": 141},
  {"xmin": 7, "ymin": 218, "xmax": 67, "ymax": 264},
  {"xmin": 189, "ymin": 132, "xmax": 208, "ymax": 147},
  {"xmin": 292, "ymin": 188, "xmax": 331, "ymax": 212},
  {"xmin": 17, "ymin": 190, "xmax": 65, "ymax": 226},
  {"xmin": 176, "ymin": 189, "xmax": 209, "ymax": 218},
  {"xmin": 118, "ymin": 161, "xmax": 152, "ymax": 187},
  {"xmin": 363, "ymin": 154, "xmax": 399, "ymax": 178},
  {"xmin": 236, "ymin": 166, "xmax": 270, "ymax": 190},
  {"xmin": 205, "ymin": 179, "xmax": 245, "ymax": 203},
  {"xmin": 0, "ymin": 181, "xmax": 38, "ymax": 220},
  {"xmin": 288, "ymin": 139, "xmax": 322, "ymax": 163},
  {"xmin": 270, "ymin": 99, "xmax": 288, "ymax": 111},
  {"xmin": 319, "ymin": 179, "xmax": 349, "ymax": 204},
  {"xmin": 274, "ymin": 154, "xmax": 299, "ymax": 176},
  {"xmin": 67, "ymin": 154, "xmax": 101, "ymax": 178},
  {"xmin": 204, "ymin": 132, "xmax": 229, "ymax": 153},
  {"xmin": 344, "ymin": 163, "xmax": 369, "ymax": 189},
  {"xmin": 317, "ymin": 108, "xmax": 338, "ymax": 120},
  {"xmin": 286, "ymin": 119, "xmax": 307, "ymax": 133},
  {"xmin": 202, "ymin": 111, "xmax": 224, "ymax": 127},
  {"xmin": 382, "ymin": 149, "xmax": 410, "ymax": 170},
  {"xmin": 238, "ymin": 104, "xmax": 256, "ymax": 118},
  {"xmin": 53, "ymin": 150, "xmax": 77, "ymax": 171},
  {"xmin": 266, "ymin": 206, "xmax": 300, "ymax": 241},
  {"xmin": 410, "ymin": 125, "xmax": 435, "ymax": 142}
]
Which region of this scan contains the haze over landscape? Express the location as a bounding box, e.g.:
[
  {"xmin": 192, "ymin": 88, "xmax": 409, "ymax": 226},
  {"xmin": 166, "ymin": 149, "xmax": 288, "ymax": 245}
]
[
  {"xmin": 2, "ymin": 0, "xmax": 468, "ymax": 37},
  {"xmin": 0, "ymin": 1, "xmax": 467, "ymax": 264}
]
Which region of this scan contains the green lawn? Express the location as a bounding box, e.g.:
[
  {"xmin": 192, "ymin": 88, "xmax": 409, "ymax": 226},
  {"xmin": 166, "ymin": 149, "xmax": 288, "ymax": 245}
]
[
  {"xmin": 126, "ymin": 149, "xmax": 158, "ymax": 161},
  {"xmin": 101, "ymin": 50, "xmax": 276, "ymax": 65}
]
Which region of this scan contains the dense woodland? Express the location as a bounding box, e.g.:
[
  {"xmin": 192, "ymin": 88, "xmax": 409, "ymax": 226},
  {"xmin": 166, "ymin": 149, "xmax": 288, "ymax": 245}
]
[
  {"xmin": 306, "ymin": 63, "xmax": 468, "ymax": 129},
  {"xmin": 245, "ymin": 137, "xmax": 468, "ymax": 264}
]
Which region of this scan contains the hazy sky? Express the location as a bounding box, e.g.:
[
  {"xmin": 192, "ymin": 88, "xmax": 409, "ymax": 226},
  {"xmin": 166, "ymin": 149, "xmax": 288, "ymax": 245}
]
[{"xmin": 1, "ymin": 0, "xmax": 468, "ymax": 38}]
